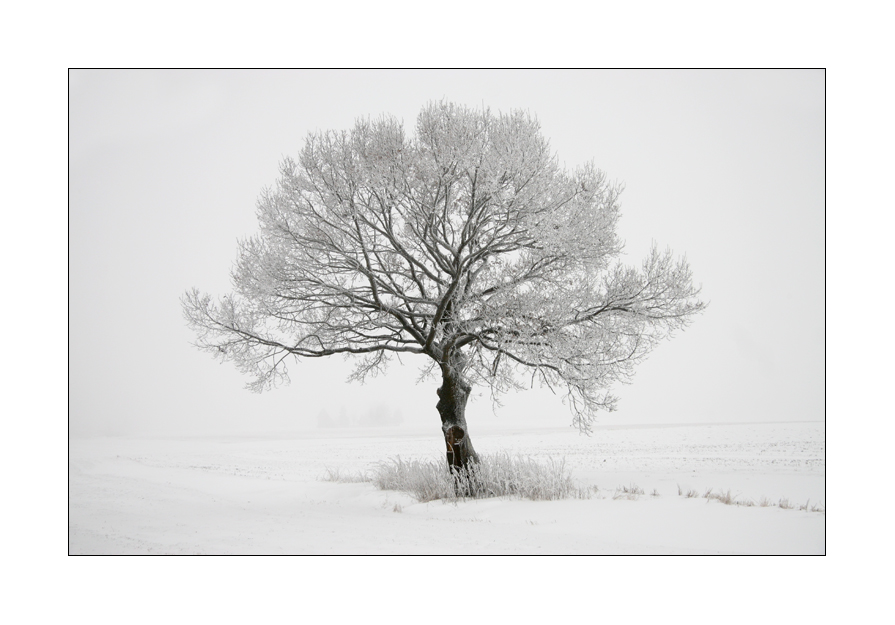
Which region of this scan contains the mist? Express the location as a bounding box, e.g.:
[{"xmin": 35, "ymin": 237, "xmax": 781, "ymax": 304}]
[{"xmin": 69, "ymin": 69, "xmax": 824, "ymax": 437}]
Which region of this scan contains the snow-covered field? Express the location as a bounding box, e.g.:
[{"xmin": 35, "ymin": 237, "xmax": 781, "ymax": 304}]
[{"xmin": 69, "ymin": 421, "xmax": 824, "ymax": 554}]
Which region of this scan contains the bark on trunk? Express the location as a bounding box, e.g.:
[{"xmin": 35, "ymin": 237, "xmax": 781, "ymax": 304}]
[{"xmin": 436, "ymin": 368, "xmax": 479, "ymax": 474}]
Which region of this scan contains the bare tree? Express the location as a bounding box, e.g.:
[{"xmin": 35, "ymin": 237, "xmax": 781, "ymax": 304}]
[{"xmin": 183, "ymin": 102, "xmax": 705, "ymax": 471}]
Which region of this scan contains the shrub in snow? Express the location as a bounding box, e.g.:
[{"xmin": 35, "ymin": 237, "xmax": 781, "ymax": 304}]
[{"xmin": 372, "ymin": 453, "xmax": 577, "ymax": 502}]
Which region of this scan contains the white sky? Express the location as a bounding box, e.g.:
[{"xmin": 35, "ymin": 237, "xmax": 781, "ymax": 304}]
[{"xmin": 69, "ymin": 69, "xmax": 824, "ymax": 436}]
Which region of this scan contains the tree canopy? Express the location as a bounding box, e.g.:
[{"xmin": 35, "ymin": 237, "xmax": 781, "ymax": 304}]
[{"xmin": 183, "ymin": 102, "xmax": 705, "ymax": 433}]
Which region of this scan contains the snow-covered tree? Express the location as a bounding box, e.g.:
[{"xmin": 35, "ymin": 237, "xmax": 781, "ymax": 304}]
[{"xmin": 182, "ymin": 102, "xmax": 705, "ymax": 471}]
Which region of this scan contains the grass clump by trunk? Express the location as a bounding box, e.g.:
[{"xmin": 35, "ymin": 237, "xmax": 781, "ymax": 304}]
[{"xmin": 372, "ymin": 453, "xmax": 576, "ymax": 503}]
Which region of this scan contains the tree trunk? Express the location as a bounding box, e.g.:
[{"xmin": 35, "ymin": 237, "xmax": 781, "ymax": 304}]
[{"xmin": 436, "ymin": 367, "xmax": 479, "ymax": 474}]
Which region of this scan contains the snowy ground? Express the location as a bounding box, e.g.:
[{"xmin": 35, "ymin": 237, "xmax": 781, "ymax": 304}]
[{"xmin": 69, "ymin": 421, "xmax": 824, "ymax": 554}]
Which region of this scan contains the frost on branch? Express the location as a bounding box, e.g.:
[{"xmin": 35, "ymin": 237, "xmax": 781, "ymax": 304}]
[{"xmin": 182, "ymin": 102, "xmax": 706, "ymax": 431}]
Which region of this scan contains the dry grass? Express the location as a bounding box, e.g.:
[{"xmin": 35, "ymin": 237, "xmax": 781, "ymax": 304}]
[
  {"xmin": 371, "ymin": 453, "xmax": 577, "ymax": 503},
  {"xmin": 575, "ymin": 485, "xmax": 601, "ymax": 499},
  {"xmin": 674, "ymin": 486, "xmax": 824, "ymax": 513},
  {"xmin": 705, "ymin": 489, "xmax": 736, "ymax": 505},
  {"xmin": 613, "ymin": 483, "xmax": 644, "ymax": 500},
  {"xmin": 324, "ymin": 465, "xmax": 826, "ymax": 513},
  {"xmin": 320, "ymin": 467, "xmax": 372, "ymax": 483}
]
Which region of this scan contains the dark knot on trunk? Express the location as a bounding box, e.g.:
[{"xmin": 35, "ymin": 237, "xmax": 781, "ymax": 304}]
[{"xmin": 445, "ymin": 425, "xmax": 466, "ymax": 472}]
